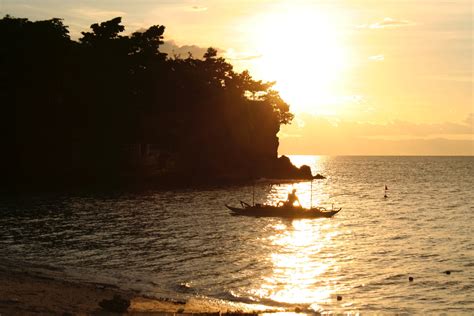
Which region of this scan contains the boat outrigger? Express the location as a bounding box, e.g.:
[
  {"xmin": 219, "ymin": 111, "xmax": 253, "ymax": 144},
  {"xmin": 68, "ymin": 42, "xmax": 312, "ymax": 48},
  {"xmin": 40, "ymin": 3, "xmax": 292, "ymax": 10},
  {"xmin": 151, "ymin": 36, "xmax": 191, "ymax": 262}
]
[{"xmin": 226, "ymin": 201, "xmax": 341, "ymax": 219}]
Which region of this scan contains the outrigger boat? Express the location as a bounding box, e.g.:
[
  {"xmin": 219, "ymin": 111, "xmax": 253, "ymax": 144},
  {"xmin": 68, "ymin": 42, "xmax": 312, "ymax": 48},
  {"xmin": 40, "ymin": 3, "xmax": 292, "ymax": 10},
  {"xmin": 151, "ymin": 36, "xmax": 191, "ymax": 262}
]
[
  {"xmin": 226, "ymin": 201, "xmax": 341, "ymax": 219},
  {"xmin": 226, "ymin": 179, "xmax": 341, "ymax": 219}
]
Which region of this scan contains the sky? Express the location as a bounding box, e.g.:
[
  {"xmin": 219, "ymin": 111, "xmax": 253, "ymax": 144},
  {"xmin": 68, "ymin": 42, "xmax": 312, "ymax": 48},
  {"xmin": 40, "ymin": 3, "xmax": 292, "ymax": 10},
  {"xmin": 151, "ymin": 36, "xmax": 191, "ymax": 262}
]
[{"xmin": 2, "ymin": 0, "xmax": 473, "ymax": 155}]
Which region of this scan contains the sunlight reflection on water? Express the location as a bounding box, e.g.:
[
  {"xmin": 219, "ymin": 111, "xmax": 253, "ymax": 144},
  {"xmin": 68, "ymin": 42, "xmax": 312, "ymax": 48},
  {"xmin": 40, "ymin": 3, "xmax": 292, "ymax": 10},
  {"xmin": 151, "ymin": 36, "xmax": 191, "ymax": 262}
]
[{"xmin": 260, "ymin": 220, "xmax": 332, "ymax": 306}]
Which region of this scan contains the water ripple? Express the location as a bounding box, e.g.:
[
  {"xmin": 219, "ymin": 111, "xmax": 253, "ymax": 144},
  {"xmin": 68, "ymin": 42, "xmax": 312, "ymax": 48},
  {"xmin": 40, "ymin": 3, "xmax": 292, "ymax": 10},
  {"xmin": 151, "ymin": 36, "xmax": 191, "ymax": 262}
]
[{"xmin": 1, "ymin": 156, "xmax": 473, "ymax": 314}]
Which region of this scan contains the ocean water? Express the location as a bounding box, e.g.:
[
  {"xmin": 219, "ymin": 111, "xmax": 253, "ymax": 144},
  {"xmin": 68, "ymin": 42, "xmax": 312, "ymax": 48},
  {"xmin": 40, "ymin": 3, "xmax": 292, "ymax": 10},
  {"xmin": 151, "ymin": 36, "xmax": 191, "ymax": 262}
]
[{"xmin": 0, "ymin": 156, "xmax": 473, "ymax": 314}]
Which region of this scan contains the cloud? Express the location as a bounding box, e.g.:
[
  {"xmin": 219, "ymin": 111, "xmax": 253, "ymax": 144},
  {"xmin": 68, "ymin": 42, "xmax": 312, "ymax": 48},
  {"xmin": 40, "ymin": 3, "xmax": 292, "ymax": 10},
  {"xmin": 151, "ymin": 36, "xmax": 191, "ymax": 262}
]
[
  {"xmin": 359, "ymin": 17, "xmax": 416, "ymax": 29},
  {"xmin": 423, "ymin": 75, "xmax": 473, "ymax": 83},
  {"xmin": 160, "ymin": 40, "xmax": 211, "ymax": 59},
  {"xmin": 71, "ymin": 8, "xmax": 126, "ymax": 20},
  {"xmin": 465, "ymin": 113, "xmax": 474, "ymax": 127},
  {"xmin": 368, "ymin": 54, "xmax": 384, "ymax": 61},
  {"xmin": 189, "ymin": 6, "xmax": 208, "ymax": 12},
  {"xmin": 224, "ymin": 49, "xmax": 262, "ymax": 61},
  {"xmin": 279, "ymin": 114, "xmax": 474, "ymax": 155},
  {"xmin": 160, "ymin": 43, "xmax": 261, "ymax": 62}
]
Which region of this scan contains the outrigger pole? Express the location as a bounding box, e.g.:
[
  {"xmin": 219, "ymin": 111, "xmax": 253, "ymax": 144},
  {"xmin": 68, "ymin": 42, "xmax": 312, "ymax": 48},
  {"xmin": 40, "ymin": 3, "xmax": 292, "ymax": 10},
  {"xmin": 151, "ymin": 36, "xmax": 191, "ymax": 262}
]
[{"xmin": 252, "ymin": 182, "xmax": 255, "ymax": 206}]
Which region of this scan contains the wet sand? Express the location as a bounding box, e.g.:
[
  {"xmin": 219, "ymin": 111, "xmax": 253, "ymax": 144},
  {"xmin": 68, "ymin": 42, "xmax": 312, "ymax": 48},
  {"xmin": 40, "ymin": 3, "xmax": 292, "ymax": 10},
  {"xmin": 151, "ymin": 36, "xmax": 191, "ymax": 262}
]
[
  {"xmin": 0, "ymin": 267, "xmax": 279, "ymax": 315},
  {"xmin": 0, "ymin": 268, "xmax": 179, "ymax": 315}
]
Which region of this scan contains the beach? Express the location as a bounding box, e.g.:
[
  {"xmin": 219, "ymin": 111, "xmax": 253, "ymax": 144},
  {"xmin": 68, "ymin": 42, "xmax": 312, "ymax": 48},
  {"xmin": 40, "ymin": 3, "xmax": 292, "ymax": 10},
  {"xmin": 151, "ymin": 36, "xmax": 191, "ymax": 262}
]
[
  {"xmin": 0, "ymin": 266, "xmax": 278, "ymax": 315},
  {"xmin": 0, "ymin": 268, "xmax": 281, "ymax": 315},
  {"xmin": 0, "ymin": 266, "xmax": 179, "ymax": 315}
]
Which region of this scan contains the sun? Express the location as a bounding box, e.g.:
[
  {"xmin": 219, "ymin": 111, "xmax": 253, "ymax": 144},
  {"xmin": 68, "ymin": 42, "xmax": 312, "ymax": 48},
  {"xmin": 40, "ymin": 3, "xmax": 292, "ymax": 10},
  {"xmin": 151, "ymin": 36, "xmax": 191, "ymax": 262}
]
[{"xmin": 249, "ymin": 8, "xmax": 348, "ymax": 114}]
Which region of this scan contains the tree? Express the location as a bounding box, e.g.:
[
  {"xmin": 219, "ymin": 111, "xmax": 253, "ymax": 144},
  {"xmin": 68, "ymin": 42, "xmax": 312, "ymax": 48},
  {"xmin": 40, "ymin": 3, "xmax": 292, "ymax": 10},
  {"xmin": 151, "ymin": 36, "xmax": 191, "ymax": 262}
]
[
  {"xmin": 80, "ymin": 17, "xmax": 124, "ymax": 46},
  {"xmin": 1, "ymin": 15, "xmax": 296, "ymax": 189},
  {"xmin": 130, "ymin": 25, "xmax": 166, "ymax": 58}
]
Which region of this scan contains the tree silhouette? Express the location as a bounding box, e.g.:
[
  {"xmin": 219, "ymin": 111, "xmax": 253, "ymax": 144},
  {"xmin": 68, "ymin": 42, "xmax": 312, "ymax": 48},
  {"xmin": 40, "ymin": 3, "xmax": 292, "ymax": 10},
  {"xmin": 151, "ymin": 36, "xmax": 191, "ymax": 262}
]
[
  {"xmin": 80, "ymin": 17, "xmax": 124, "ymax": 45},
  {"xmin": 1, "ymin": 15, "xmax": 309, "ymax": 191}
]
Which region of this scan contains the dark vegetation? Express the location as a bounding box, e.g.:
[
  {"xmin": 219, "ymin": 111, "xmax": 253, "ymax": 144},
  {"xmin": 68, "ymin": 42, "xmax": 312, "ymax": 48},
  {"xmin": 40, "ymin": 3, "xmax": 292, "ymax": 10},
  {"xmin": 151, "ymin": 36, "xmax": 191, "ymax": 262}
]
[{"xmin": 1, "ymin": 15, "xmax": 313, "ymax": 191}]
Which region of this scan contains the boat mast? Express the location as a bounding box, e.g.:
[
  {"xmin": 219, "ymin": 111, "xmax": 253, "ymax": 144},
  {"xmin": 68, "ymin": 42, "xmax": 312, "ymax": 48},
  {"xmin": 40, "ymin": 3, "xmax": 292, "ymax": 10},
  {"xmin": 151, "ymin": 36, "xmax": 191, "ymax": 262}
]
[{"xmin": 252, "ymin": 183, "xmax": 255, "ymax": 206}]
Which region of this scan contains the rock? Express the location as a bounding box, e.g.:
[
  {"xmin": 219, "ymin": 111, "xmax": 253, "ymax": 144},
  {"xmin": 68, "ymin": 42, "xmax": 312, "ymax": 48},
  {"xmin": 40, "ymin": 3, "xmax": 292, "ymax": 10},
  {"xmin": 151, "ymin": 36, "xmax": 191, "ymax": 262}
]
[
  {"xmin": 269, "ymin": 155, "xmax": 314, "ymax": 179},
  {"xmin": 313, "ymin": 173, "xmax": 326, "ymax": 179},
  {"xmin": 298, "ymin": 165, "xmax": 313, "ymax": 178},
  {"xmin": 99, "ymin": 294, "xmax": 130, "ymax": 313},
  {"xmin": 409, "ymin": 276, "xmax": 414, "ymax": 282},
  {"xmin": 445, "ymin": 270, "xmax": 451, "ymax": 275},
  {"xmin": 295, "ymin": 306, "xmax": 302, "ymax": 313}
]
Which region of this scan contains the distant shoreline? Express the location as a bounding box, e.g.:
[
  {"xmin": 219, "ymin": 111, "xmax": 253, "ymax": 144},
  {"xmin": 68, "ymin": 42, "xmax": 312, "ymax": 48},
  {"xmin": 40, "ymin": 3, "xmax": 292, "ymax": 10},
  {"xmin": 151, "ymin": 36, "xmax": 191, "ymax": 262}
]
[
  {"xmin": 3, "ymin": 155, "xmax": 319, "ymax": 194},
  {"xmin": 2, "ymin": 175, "xmax": 318, "ymax": 195}
]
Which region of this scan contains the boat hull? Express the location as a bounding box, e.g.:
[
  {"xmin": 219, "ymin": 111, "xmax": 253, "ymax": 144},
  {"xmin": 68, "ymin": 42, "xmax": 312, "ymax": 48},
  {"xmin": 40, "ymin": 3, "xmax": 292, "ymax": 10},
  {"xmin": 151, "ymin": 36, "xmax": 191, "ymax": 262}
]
[{"xmin": 225, "ymin": 205, "xmax": 340, "ymax": 219}]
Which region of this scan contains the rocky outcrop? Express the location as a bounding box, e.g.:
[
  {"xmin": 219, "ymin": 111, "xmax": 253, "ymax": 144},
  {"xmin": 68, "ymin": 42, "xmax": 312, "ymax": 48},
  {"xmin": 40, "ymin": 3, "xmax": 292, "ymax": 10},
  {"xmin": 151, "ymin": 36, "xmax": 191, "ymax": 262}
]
[
  {"xmin": 313, "ymin": 173, "xmax": 326, "ymax": 179},
  {"xmin": 265, "ymin": 155, "xmax": 313, "ymax": 179}
]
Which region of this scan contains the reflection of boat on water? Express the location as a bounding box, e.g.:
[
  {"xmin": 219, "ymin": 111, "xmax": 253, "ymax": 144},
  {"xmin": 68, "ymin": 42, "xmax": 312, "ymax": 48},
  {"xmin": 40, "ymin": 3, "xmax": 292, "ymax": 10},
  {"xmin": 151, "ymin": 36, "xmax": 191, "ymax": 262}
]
[{"xmin": 226, "ymin": 201, "xmax": 341, "ymax": 219}]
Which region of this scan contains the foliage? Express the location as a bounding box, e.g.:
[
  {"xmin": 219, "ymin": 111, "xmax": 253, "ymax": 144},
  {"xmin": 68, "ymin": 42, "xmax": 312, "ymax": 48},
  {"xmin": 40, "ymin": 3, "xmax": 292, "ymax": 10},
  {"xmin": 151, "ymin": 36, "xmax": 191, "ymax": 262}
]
[{"xmin": 1, "ymin": 15, "xmax": 294, "ymax": 185}]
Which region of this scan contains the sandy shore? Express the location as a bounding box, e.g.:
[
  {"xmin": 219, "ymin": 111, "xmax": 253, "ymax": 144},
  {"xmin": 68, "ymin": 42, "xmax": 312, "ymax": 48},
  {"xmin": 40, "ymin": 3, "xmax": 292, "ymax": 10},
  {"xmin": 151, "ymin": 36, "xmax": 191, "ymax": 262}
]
[
  {"xmin": 0, "ymin": 268, "xmax": 179, "ymax": 315},
  {"xmin": 0, "ymin": 266, "xmax": 283, "ymax": 315}
]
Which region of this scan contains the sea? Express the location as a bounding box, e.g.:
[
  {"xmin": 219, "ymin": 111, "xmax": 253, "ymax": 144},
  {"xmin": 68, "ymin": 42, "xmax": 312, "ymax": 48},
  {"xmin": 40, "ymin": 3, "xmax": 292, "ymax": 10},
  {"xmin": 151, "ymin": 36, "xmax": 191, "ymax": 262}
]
[{"xmin": 1, "ymin": 156, "xmax": 473, "ymax": 314}]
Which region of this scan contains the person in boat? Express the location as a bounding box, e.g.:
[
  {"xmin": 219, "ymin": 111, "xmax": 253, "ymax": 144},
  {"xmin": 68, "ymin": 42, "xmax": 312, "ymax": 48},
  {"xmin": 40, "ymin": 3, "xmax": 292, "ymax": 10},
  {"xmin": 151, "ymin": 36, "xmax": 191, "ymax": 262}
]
[{"xmin": 280, "ymin": 189, "xmax": 300, "ymax": 207}]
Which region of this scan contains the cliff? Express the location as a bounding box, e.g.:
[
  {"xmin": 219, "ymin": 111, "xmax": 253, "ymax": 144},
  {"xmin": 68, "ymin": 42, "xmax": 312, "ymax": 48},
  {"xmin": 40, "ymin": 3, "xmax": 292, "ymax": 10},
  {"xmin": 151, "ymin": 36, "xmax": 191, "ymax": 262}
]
[{"xmin": 1, "ymin": 15, "xmax": 312, "ymax": 192}]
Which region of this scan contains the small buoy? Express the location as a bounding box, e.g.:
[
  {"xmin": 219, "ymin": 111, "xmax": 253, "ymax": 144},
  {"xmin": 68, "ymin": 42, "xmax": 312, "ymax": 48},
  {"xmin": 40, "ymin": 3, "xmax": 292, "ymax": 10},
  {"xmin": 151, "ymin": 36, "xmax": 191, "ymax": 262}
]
[
  {"xmin": 445, "ymin": 270, "xmax": 451, "ymax": 275},
  {"xmin": 337, "ymin": 295, "xmax": 342, "ymax": 301},
  {"xmin": 409, "ymin": 276, "xmax": 414, "ymax": 282}
]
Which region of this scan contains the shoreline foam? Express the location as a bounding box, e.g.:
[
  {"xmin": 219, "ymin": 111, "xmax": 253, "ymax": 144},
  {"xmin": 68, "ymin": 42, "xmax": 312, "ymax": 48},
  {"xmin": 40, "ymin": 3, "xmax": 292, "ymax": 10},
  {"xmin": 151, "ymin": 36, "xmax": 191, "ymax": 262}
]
[{"xmin": 0, "ymin": 265, "xmax": 288, "ymax": 315}]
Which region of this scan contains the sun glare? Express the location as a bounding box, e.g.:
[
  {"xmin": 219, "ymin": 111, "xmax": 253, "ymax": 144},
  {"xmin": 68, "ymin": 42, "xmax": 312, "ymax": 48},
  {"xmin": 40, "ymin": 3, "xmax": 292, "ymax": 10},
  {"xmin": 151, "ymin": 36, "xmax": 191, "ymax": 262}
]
[{"xmin": 249, "ymin": 8, "xmax": 348, "ymax": 114}]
